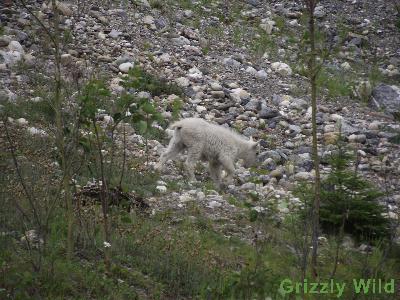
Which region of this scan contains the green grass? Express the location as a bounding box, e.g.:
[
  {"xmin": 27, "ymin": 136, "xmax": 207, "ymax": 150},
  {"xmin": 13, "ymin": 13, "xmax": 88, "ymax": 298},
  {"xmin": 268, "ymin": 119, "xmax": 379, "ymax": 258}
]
[
  {"xmin": 274, "ymin": 15, "xmax": 286, "ymax": 31},
  {"xmin": 149, "ymin": 0, "xmax": 163, "ymax": 9},
  {"xmin": 250, "ymin": 29, "xmax": 277, "ymax": 58}
]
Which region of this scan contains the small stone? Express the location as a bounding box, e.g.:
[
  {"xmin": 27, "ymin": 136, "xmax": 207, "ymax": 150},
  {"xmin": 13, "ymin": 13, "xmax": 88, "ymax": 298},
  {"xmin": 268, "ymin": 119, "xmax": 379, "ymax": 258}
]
[
  {"xmin": 341, "ymin": 62, "xmax": 351, "ymax": 70},
  {"xmin": 28, "ymin": 127, "xmax": 47, "ymax": 136},
  {"xmin": 271, "ymin": 62, "xmax": 292, "ymax": 76},
  {"xmin": 196, "ymin": 105, "xmax": 207, "ymax": 113},
  {"xmin": 211, "ymin": 91, "xmax": 225, "ymax": 99},
  {"xmin": 0, "ymin": 36, "xmax": 11, "ymax": 47},
  {"xmin": 8, "ymin": 41, "xmax": 24, "ymax": 54},
  {"xmin": 289, "ymin": 124, "xmax": 301, "ymax": 133},
  {"xmin": 98, "ymin": 32, "xmax": 106, "ymax": 39},
  {"xmin": 143, "ymin": 15, "xmax": 155, "ymax": 25},
  {"xmin": 270, "ymin": 168, "xmax": 283, "ymax": 179},
  {"xmin": 223, "ymin": 57, "xmax": 241, "ymax": 68},
  {"xmin": 245, "ymin": 66, "xmax": 257, "ymax": 75},
  {"xmin": 260, "ymin": 20, "xmax": 275, "ymax": 34},
  {"xmin": 118, "ymin": 62, "xmax": 134, "ymax": 73},
  {"xmin": 368, "ymin": 121, "xmax": 381, "ymax": 131},
  {"xmin": 210, "ymin": 82, "xmax": 223, "ymax": 91},
  {"xmin": 348, "ymin": 134, "xmax": 366, "ymax": 143},
  {"xmin": 156, "ymin": 186, "xmax": 167, "ymax": 193},
  {"xmin": 175, "ymin": 77, "xmax": 190, "ymax": 87},
  {"xmin": 207, "ymin": 201, "xmax": 222, "ymax": 209},
  {"xmin": 16, "ymin": 118, "xmax": 28, "ymax": 125},
  {"xmin": 54, "ymin": 1, "xmax": 73, "ymax": 16},
  {"xmin": 229, "ymin": 88, "xmax": 250, "ymax": 102},
  {"xmin": 172, "ymin": 36, "xmax": 190, "ymax": 46},
  {"xmin": 109, "ymin": 29, "xmax": 122, "ymax": 39},
  {"xmin": 259, "ymin": 106, "xmax": 279, "ymax": 120},
  {"xmin": 294, "ymin": 172, "xmax": 313, "ymax": 181},
  {"xmin": 60, "ymin": 53, "xmax": 73, "ymax": 65},
  {"xmin": 256, "ymin": 69, "xmax": 268, "ymax": 79}
]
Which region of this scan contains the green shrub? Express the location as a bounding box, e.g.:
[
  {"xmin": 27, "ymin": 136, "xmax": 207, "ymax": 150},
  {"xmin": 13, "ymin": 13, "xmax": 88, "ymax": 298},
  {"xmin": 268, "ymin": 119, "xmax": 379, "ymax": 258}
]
[
  {"xmin": 320, "ymin": 142, "xmax": 390, "ymax": 241},
  {"xmin": 123, "ymin": 66, "xmax": 183, "ymax": 97}
]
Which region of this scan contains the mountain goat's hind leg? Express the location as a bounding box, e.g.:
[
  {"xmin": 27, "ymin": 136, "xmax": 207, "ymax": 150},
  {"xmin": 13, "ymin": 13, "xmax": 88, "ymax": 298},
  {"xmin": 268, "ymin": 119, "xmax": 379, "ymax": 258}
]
[{"xmin": 220, "ymin": 157, "xmax": 235, "ymax": 185}]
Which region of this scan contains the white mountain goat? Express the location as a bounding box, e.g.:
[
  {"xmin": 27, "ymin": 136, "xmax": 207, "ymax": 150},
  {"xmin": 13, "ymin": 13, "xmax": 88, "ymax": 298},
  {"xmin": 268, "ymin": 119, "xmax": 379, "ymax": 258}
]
[{"xmin": 156, "ymin": 118, "xmax": 259, "ymax": 187}]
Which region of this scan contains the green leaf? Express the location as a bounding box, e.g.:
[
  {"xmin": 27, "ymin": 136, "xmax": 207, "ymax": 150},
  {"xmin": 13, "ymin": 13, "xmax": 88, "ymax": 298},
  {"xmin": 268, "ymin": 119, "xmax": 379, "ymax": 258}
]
[
  {"xmin": 113, "ymin": 112, "xmax": 122, "ymax": 122},
  {"xmin": 249, "ymin": 209, "xmax": 258, "ymax": 222},
  {"xmin": 138, "ymin": 120, "xmax": 147, "ymax": 133},
  {"xmin": 141, "ymin": 101, "xmax": 156, "ymax": 114}
]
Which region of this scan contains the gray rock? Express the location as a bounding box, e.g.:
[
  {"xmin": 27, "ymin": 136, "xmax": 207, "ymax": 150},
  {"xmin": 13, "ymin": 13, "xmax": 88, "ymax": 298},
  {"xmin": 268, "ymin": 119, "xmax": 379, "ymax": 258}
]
[
  {"xmin": 154, "ymin": 17, "xmax": 168, "ymax": 29},
  {"xmin": 261, "ymin": 158, "xmax": 276, "ymax": 171},
  {"xmin": 314, "ymin": 5, "xmax": 326, "ymax": 18},
  {"xmin": 256, "ymin": 69, "xmax": 268, "ymax": 79},
  {"xmin": 259, "ymin": 105, "xmax": 279, "ymax": 119},
  {"xmin": 246, "ymin": 0, "xmax": 260, "ymax": 7},
  {"xmin": 109, "ymin": 29, "xmax": 122, "ymax": 38},
  {"xmin": 20, "ymin": 229, "xmax": 43, "ymax": 249},
  {"xmin": 270, "ymin": 168, "xmax": 284, "ymax": 179},
  {"xmin": 244, "ymin": 99, "xmax": 261, "ymax": 111},
  {"xmin": 119, "ymin": 62, "xmax": 134, "ymax": 73},
  {"xmin": 0, "ymin": 36, "xmax": 11, "ymax": 47},
  {"xmin": 370, "ymin": 84, "xmax": 400, "ymax": 118},
  {"xmin": 294, "ymin": 171, "xmax": 313, "ymax": 181},
  {"xmin": 259, "ymin": 150, "xmax": 282, "ymax": 163},
  {"xmin": 348, "ymin": 134, "xmax": 366, "ymax": 143},
  {"xmin": 340, "ymin": 120, "xmax": 358, "ymax": 135},
  {"xmin": 288, "ymin": 124, "xmax": 301, "ymax": 133},
  {"xmin": 290, "ymin": 98, "xmax": 308, "ymax": 110},
  {"xmin": 223, "ymin": 57, "xmax": 241, "ymax": 68},
  {"xmin": 243, "ymin": 127, "xmax": 258, "ymax": 137},
  {"xmin": 210, "ymin": 82, "xmax": 223, "ymax": 91},
  {"xmin": 272, "ymin": 94, "xmax": 283, "ymax": 106},
  {"xmin": 240, "ymin": 182, "xmax": 256, "ymax": 190},
  {"xmin": 172, "ymin": 36, "xmax": 190, "ymax": 46}
]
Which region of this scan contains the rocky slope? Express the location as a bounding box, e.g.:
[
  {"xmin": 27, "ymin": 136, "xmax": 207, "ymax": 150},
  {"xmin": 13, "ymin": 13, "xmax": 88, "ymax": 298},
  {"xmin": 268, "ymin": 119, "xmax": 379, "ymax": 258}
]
[{"xmin": 1, "ymin": 0, "xmax": 400, "ymax": 245}]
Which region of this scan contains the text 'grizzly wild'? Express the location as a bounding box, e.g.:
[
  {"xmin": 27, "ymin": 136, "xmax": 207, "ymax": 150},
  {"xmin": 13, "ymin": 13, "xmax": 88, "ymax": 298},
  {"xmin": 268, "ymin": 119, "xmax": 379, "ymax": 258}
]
[{"xmin": 156, "ymin": 118, "xmax": 260, "ymax": 188}]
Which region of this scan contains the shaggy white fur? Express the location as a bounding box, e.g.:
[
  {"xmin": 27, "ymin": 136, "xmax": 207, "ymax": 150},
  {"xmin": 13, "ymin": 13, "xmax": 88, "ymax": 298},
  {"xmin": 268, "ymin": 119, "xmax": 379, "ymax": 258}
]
[{"xmin": 156, "ymin": 118, "xmax": 259, "ymax": 187}]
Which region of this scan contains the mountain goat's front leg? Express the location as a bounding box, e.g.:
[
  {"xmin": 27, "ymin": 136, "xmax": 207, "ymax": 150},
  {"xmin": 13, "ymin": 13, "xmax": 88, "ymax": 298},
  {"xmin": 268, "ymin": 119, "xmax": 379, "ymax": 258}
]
[
  {"xmin": 185, "ymin": 149, "xmax": 201, "ymax": 182},
  {"xmin": 156, "ymin": 138, "xmax": 183, "ymax": 171},
  {"xmin": 209, "ymin": 161, "xmax": 222, "ymax": 187},
  {"xmin": 220, "ymin": 157, "xmax": 235, "ymax": 185}
]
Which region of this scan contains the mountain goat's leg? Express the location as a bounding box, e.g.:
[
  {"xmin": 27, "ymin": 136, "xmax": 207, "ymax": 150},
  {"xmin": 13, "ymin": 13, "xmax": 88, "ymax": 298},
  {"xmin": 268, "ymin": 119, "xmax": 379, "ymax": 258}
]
[
  {"xmin": 209, "ymin": 161, "xmax": 222, "ymax": 187},
  {"xmin": 185, "ymin": 149, "xmax": 201, "ymax": 182},
  {"xmin": 220, "ymin": 157, "xmax": 235, "ymax": 184},
  {"xmin": 156, "ymin": 139, "xmax": 183, "ymax": 170}
]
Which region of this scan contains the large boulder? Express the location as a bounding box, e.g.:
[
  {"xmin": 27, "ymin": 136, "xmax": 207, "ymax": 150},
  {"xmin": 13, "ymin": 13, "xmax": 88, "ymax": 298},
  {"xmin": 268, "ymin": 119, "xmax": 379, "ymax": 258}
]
[{"xmin": 370, "ymin": 84, "xmax": 400, "ymax": 118}]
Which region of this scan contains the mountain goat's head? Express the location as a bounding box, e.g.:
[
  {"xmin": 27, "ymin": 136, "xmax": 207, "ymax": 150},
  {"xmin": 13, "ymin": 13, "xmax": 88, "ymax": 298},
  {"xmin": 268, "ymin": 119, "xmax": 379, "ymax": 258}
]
[{"xmin": 242, "ymin": 138, "xmax": 260, "ymax": 168}]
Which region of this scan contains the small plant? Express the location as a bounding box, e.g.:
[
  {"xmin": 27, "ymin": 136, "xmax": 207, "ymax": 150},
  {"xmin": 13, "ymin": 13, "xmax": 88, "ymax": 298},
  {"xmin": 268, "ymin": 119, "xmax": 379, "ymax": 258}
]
[
  {"xmin": 149, "ymin": 0, "xmax": 163, "ymax": 9},
  {"xmin": 316, "ymin": 66, "xmax": 353, "ymax": 98},
  {"xmin": 296, "ymin": 137, "xmax": 391, "ymax": 242},
  {"xmin": 250, "ymin": 30, "xmax": 277, "ymax": 58},
  {"xmin": 201, "ymin": 46, "xmax": 210, "ymax": 55},
  {"xmin": 171, "ymin": 97, "xmax": 183, "ymax": 121},
  {"xmin": 273, "ymin": 15, "xmax": 286, "ymax": 31},
  {"xmin": 124, "ymin": 66, "xmax": 183, "ymax": 97},
  {"xmin": 232, "ymin": 26, "xmax": 243, "ymax": 46},
  {"xmin": 131, "ymin": 97, "xmax": 164, "ymax": 164}
]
